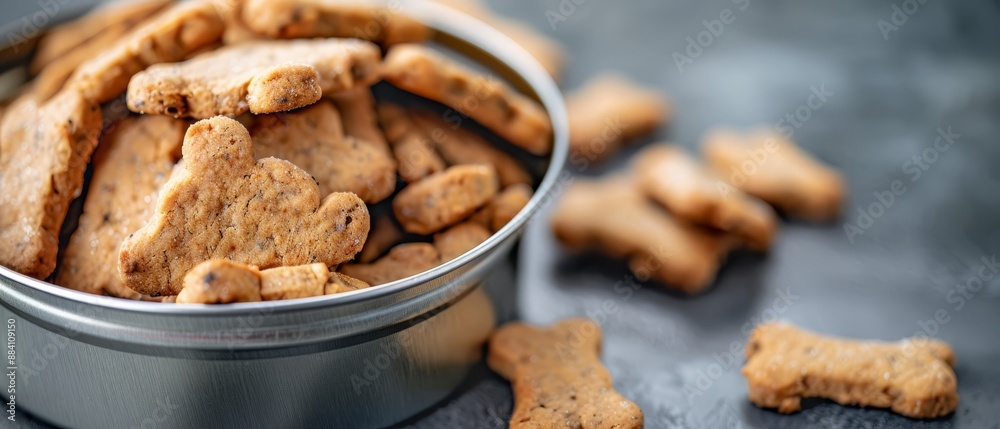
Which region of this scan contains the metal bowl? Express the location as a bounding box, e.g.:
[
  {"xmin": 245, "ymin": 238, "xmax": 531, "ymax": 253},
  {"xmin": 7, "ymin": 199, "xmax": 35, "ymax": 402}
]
[{"xmin": 0, "ymin": 2, "xmax": 569, "ymax": 428}]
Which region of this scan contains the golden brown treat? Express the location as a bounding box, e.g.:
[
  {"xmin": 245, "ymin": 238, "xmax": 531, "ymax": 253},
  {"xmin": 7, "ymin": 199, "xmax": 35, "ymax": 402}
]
[
  {"xmin": 567, "ymin": 74, "xmax": 668, "ymax": 165},
  {"xmin": 127, "ymin": 39, "xmax": 381, "ymax": 118},
  {"xmin": 409, "ymin": 109, "xmax": 532, "ymax": 188},
  {"xmin": 240, "ymin": 0, "xmax": 430, "ymax": 46},
  {"xmin": 393, "ymin": 164, "xmax": 499, "ymax": 235},
  {"xmin": 340, "ymin": 243, "xmax": 440, "ymax": 286},
  {"xmin": 743, "ymin": 323, "xmax": 958, "ymax": 419},
  {"xmin": 0, "ymin": 91, "xmax": 102, "ymax": 279},
  {"xmin": 551, "ymin": 178, "xmax": 734, "ymax": 294},
  {"xmin": 259, "ymin": 263, "xmax": 329, "ymax": 301},
  {"xmin": 325, "ymin": 272, "xmax": 371, "ymax": 294},
  {"xmin": 381, "ymin": 44, "xmax": 552, "ymax": 156},
  {"xmin": 56, "ymin": 116, "xmax": 186, "ymax": 299},
  {"xmin": 470, "ymin": 183, "xmax": 533, "ymax": 232},
  {"xmin": 31, "ymin": 0, "xmax": 171, "ymax": 73},
  {"xmin": 250, "ymin": 102, "xmax": 396, "ymax": 203},
  {"xmin": 67, "ymin": 1, "xmax": 225, "ymax": 104},
  {"xmin": 634, "ymin": 145, "xmax": 777, "ymax": 251},
  {"xmin": 434, "ymin": 222, "xmax": 492, "ymax": 262},
  {"xmin": 432, "ymin": 0, "xmax": 565, "ymax": 79},
  {"xmin": 377, "ymin": 102, "xmax": 446, "ymax": 183},
  {"xmin": 703, "ymin": 128, "xmax": 845, "ymax": 222},
  {"xmin": 357, "ymin": 215, "xmax": 404, "ymax": 263},
  {"xmin": 213, "ymin": 0, "xmax": 263, "ymax": 45},
  {"xmin": 328, "ymin": 87, "xmax": 390, "ymax": 154},
  {"xmin": 488, "ymin": 319, "xmax": 644, "ymax": 429},
  {"xmin": 118, "ymin": 116, "xmax": 369, "ymax": 296},
  {"xmin": 177, "ymin": 259, "xmax": 263, "ymax": 304}
]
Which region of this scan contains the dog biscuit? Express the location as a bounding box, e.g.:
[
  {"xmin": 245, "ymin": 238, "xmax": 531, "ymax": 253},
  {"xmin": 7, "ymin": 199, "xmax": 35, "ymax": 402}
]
[
  {"xmin": 340, "ymin": 243, "xmax": 440, "ymax": 286},
  {"xmin": 68, "ymin": 1, "xmax": 224, "ymax": 104},
  {"xmin": 0, "ymin": 91, "xmax": 102, "ymax": 278},
  {"xmin": 470, "ymin": 183, "xmax": 533, "ymax": 233},
  {"xmin": 56, "ymin": 116, "xmax": 186, "ymax": 298},
  {"xmin": 552, "ymin": 178, "xmax": 734, "ymax": 294},
  {"xmin": 31, "ymin": 0, "xmax": 171, "ymax": 73},
  {"xmin": 250, "ymin": 101, "xmax": 396, "ymax": 203},
  {"xmin": 357, "ymin": 215, "xmax": 404, "ymax": 263},
  {"xmin": 488, "ymin": 319, "xmax": 644, "ymax": 429},
  {"xmin": 325, "ymin": 272, "xmax": 371, "ymax": 294},
  {"xmin": 259, "ymin": 263, "xmax": 329, "ymax": 301},
  {"xmin": 241, "ymin": 0, "xmax": 430, "ymax": 46},
  {"xmin": 393, "ymin": 164, "xmax": 499, "ymax": 235},
  {"xmin": 127, "ymin": 39, "xmax": 381, "ymax": 118},
  {"xmin": 434, "ymin": 221, "xmax": 492, "ymax": 262},
  {"xmin": 635, "ymin": 145, "xmax": 777, "ymax": 251},
  {"xmin": 377, "ymin": 102, "xmax": 445, "ymax": 183},
  {"xmin": 177, "ymin": 259, "xmax": 263, "ymax": 304},
  {"xmin": 409, "ymin": 109, "xmax": 532, "ymax": 188},
  {"xmin": 743, "ymin": 322, "xmax": 958, "ymax": 419},
  {"xmin": 703, "ymin": 128, "xmax": 845, "ymax": 222},
  {"xmin": 381, "ymin": 44, "xmax": 552, "ymax": 155},
  {"xmin": 328, "ymin": 88, "xmax": 390, "ymax": 154},
  {"xmin": 118, "ymin": 116, "xmax": 369, "ymax": 296},
  {"xmin": 567, "ymin": 74, "xmax": 667, "ymax": 166}
]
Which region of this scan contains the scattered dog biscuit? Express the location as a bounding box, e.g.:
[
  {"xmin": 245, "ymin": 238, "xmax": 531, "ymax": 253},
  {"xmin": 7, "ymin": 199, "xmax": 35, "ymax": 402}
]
[
  {"xmin": 250, "ymin": 101, "xmax": 396, "ymax": 203},
  {"xmin": 488, "ymin": 319, "xmax": 644, "ymax": 429},
  {"xmin": 470, "ymin": 183, "xmax": 533, "ymax": 233},
  {"xmin": 377, "ymin": 102, "xmax": 446, "ymax": 183},
  {"xmin": 177, "ymin": 259, "xmax": 263, "ymax": 304},
  {"xmin": 0, "ymin": 91, "xmax": 102, "ymax": 279},
  {"xmin": 259, "ymin": 263, "xmax": 329, "ymax": 301},
  {"xmin": 552, "ymin": 178, "xmax": 734, "ymax": 294},
  {"xmin": 381, "ymin": 44, "xmax": 552, "ymax": 156},
  {"xmin": 393, "ymin": 164, "xmax": 499, "ymax": 235},
  {"xmin": 567, "ymin": 74, "xmax": 668, "ymax": 165},
  {"xmin": 340, "ymin": 243, "xmax": 441, "ymax": 286},
  {"xmin": 357, "ymin": 215, "xmax": 404, "ymax": 264},
  {"xmin": 434, "ymin": 222, "xmax": 492, "ymax": 262},
  {"xmin": 127, "ymin": 38, "xmax": 381, "ymax": 118},
  {"xmin": 634, "ymin": 145, "xmax": 777, "ymax": 251},
  {"xmin": 240, "ymin": 0, "xmax": 430, "ymax": 46},
  {"xmin": 56, "ymin": 116, "xmax": 186, "ymax": 299},
  {"xmin": 31, "ymin": 0, "xmax": 171, "ymax": 73},
  {"xmin": 703, "ymin": 128, "xmax": 845, "ymax": 222},
  {"xmin": 68, "ymin": 1, "xmax": 225, "ymax": 104},
  {"xmin": 328, "ymin": 88, "xmax": 391, "ymax": 154},
  {"xmin": 743, "ymin": 322, "xmax": 958, "ymax": 419},
  {"xmin": 118, "ymin": 116, "xmax": 369, "ymax": 296},
  {"xmin": 409, "ymin": 109, "xmax": 533, "ymax": 188}
]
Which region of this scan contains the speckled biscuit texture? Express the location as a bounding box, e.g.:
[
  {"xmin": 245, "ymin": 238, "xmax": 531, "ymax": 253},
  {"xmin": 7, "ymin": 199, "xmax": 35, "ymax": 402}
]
[
  {"xmin": 393, "ymin": 164, "xmax": 499, "ymax": 235},
  {"xmin": 635, "ymin": 145, "xmax": 777, "ymax": 251},
  {"xmin": 743, "ymin": 323, "xmax": 958, "ymax": 419},
  {"xmin": 250, "ymin": 101, "xmax": 396, "ymax": 203},
  {"xmin": 127, "ymin": 38, "xmax": 381, "ymax": 118},
  {"xmin": 340, "ymin": 243, "xmax": 440, "ymax": 286},
  {"xmin": 56, "ymin": 116, "xmax": 186, "ymax": 298},
  {"xmin": 381, "ymin": 44, "xmax": 552, "ymax": 156},
  {"xmin": 488, "ymin": 319, "xmax": 644, "ymax": 429},
  {"xmin": 0, "ymin": 91, "xmax": 102, "ymax": 279},
  {"xmin": 118, "ymin": 116, "xmax": 369, "ymax": 296}
]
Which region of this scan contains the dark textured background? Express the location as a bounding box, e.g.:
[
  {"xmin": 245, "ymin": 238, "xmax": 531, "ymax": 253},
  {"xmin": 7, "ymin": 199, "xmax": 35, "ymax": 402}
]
[{"xmin": 5, "ymin": 0, "xmax": 1000, "ymax": 428}]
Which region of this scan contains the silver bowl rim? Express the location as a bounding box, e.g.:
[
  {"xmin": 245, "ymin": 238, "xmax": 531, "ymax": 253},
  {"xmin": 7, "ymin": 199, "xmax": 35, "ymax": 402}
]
[{"xmin": 0, "ymin": 0, "xmax": 569, "ymax": 316}]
